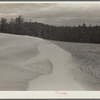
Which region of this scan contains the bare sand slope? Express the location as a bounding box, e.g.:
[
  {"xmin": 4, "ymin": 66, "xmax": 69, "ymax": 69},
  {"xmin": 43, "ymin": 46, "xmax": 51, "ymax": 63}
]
[
  {"xmin": 28, "ymin": 42, "xmax": 85, "ymax": 90},
  {"xmin": 0, "ymin": 33, "xmax": 85, "ymax": 91},
  {"xmin": 0, "ymin": 33, "xmax": 43, "ymax": 90}
]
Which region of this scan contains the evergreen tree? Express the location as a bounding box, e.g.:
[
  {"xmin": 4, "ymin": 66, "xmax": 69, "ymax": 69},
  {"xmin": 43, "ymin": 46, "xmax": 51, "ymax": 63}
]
[{"xmin": 0, "ymin": 18, "xmax": 8, "ymax": 33}]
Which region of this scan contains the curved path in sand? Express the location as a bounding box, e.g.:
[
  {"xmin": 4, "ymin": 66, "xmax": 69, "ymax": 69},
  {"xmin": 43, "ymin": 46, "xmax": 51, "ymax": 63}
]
[{"xmin": 0, "ymin": 33, "xmax": 85, "ymax": 91}]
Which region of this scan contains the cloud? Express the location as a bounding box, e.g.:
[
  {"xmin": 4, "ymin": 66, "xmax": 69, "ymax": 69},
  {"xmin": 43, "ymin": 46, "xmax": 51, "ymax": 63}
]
[{"xmin": 0, "ymin": 2, "xmax": 100, "ymax": 26}]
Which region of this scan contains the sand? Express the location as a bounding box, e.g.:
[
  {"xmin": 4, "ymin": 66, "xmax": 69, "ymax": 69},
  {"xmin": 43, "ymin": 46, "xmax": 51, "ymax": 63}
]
[{"xmin": 0, "ymin": 33, "xmax": 85, "ymax": 91}]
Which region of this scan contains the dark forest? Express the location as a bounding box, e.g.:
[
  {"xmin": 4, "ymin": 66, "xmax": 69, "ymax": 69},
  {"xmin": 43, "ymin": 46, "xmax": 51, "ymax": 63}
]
[{"xmin": 0, "ymin": 15, "xmax": 100, "ymax": 44}]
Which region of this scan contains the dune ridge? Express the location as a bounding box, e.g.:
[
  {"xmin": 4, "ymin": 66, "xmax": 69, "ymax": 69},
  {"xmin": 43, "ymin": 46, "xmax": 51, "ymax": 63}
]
[
  {"xmin": 0, "ymin": 33, "xmax": 84, "ymax": 91},
  {"xmin": 28, "ymin": 42, "xmax": 85, "ymax": 90}
]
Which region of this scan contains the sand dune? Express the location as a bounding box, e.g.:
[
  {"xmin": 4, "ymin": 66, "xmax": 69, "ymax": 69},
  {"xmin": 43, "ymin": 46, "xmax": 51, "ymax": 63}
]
[
  {"xmin": 0, "ymin": 33, "xmax": 85, "ymax": 91},
  {"xmin": 0, "ymin": 33, "xmax": 43, "ymax": 90},
  {"xmin": 28, "ymin": 43, "xmax": 85, "ymax": 90}
]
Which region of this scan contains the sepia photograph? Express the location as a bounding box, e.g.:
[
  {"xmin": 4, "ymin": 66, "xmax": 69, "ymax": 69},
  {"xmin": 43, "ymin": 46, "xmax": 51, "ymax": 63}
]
[{"xmin": 0, "ymin": 2, "xmax": 100, "ymax": 92}]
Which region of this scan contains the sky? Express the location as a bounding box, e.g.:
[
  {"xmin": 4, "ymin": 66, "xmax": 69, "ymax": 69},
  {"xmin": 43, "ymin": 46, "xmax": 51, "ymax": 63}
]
[{"xmin": 0, "ymin": 2, "xmax": 100, "ymax": 26}]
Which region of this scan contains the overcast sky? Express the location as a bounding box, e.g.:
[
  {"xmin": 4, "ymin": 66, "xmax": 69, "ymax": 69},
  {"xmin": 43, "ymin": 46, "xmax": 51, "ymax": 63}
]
[{"xmin": 0, "ymin": 2, "xmax": 100, "ymax": 26}]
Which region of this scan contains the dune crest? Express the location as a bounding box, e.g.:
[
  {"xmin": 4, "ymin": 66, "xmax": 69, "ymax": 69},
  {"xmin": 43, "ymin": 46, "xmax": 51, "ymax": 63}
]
[
  {"xmin": 28, "ymin": 43, "xmax": 85, "ymax": 90},
  {"xmin": 0, "ymin": 33, "xmax": 85, "ymax": 91}
]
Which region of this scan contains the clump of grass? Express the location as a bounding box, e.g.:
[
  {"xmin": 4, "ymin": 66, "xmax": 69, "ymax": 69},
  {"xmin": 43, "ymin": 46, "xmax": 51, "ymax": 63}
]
[{"xmin": 72, "ymin": 52, "xmax": 100, "ymax": 80}]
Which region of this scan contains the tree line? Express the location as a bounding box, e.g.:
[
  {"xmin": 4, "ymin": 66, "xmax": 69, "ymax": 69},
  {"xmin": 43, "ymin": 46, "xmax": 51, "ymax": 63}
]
[{"xmin": 0, "ymin": 15, "xmax": 100, "ymax": 44}]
